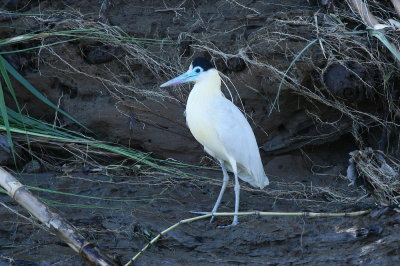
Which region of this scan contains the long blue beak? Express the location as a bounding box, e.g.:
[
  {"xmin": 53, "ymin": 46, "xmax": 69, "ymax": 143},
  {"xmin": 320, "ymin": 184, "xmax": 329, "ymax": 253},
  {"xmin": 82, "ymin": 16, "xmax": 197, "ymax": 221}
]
[{"xmin": 160, "ymin": 70, "xmax": 197, "ymax": 87}]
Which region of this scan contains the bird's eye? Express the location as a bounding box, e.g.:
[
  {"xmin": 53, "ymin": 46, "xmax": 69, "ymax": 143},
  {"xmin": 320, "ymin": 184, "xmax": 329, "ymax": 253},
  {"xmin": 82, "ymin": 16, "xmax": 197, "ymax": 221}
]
[{"xmin": 195, "ymin": 67, "xmax": 201, "ymax": 73}]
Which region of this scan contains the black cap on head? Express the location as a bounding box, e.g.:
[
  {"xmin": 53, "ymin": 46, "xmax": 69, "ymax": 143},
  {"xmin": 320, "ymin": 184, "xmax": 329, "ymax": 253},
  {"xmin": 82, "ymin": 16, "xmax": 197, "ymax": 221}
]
[{"xmin": 192, "ymin": 57, "xmax": 214, "ymax": 71}]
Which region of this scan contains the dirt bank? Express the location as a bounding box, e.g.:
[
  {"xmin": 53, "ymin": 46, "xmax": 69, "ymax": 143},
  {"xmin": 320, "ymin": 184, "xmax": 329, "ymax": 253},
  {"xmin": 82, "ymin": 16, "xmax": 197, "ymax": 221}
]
[{"xmin": 3, "ymin": 0, "xmax": 382, "ymax": 162}]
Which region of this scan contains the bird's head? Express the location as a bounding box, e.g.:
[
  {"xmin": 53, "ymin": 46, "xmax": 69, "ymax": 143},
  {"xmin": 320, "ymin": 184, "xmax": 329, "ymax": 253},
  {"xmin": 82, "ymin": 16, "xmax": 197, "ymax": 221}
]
[{"xmin": 160, "ymin": 57, "xmax": 215, "ymax": 87}]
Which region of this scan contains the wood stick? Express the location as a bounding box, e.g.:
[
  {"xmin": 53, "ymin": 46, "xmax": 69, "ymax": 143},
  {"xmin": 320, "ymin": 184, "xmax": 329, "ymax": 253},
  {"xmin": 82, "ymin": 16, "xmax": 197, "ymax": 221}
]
[
  {"xmin": 0, "ymin": 167, "xmax": 118, "ymax": 266},
  {"xmin": 124, "ymin": 209, "xmax": 371, "ymax": 265}
]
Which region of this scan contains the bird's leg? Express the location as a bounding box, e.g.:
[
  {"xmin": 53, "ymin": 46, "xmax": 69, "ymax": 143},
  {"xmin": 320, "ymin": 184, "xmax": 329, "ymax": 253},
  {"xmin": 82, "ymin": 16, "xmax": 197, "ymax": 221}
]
[
  {"xmin": 232, "ymin": 169, "xmax": 240, "ymax": 226},
  {"xmin": 218, "ymin": 160, "xmax": 239, "ymax": 228},
  {"xmin": 210, "ymin": 161, "xmax": 229, "ymax": 223}
]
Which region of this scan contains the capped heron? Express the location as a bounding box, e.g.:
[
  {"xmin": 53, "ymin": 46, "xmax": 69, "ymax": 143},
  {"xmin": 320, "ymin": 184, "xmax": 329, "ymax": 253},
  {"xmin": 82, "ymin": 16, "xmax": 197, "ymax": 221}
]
[{"xmin": 161, "ymin": 57, "xmax": 269, "ymax": 227}]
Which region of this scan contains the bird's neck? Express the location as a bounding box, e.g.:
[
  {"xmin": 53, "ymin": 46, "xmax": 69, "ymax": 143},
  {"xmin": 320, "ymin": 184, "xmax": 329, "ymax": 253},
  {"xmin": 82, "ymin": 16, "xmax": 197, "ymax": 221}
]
[{"xmin": 190, "ymin": 69, "xmax": 222, "ymax": 100}]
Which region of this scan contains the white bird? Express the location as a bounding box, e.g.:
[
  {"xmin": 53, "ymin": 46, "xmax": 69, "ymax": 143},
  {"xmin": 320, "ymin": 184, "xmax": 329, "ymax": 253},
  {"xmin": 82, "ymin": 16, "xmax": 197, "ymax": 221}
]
[{"xmin": 160, "ymin": 57, "xmax": 269, "ymax": 227}]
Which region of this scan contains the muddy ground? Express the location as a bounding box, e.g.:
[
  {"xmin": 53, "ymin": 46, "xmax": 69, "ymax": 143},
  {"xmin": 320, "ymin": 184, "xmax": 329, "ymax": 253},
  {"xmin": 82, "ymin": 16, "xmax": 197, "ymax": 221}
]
[
  {"xmin": 1, "ymin": 0, "xmax": 400, "ymax": 265},
  {"xmin": 1, "ymin": 140, "xmax": 400, "ymax": 265}
]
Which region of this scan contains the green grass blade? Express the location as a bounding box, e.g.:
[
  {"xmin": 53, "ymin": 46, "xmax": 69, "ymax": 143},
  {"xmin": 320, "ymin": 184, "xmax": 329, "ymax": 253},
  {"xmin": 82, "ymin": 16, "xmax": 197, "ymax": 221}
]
[
  {"xmin": 0, "ymin": 81, "xmax": 15, "ymax": 161},
  {"xmin": 0, "ymin": 57, "xmax": 21, "ymax": 112},
  {"xmin": 0, "ymin": 56, "xmax": 31, "ymax": 155},
  {"xmin": 368, "ymin": 29, "xmax": 400, "ymax": 62},
  {"xmin": 41, "ymin": 198, "xmax": 127, "ymax": 210},
  {"xmin": 269, "ymin": 38, "xmax": 318, "ymax": 115},
  {"xmin": 6, "ymin": 108, "xmax": 76, "ymax": 138},
  {"xmin": 27, "ymin": 185, "xmax": 170, "ymax": 202},
  {"xmin": 0, "ymin": 38, "xmax": 81, "ymax": 55},
  {"xmin": 1, "ymin": 55, "xmax": 89, "ymax": 131}
]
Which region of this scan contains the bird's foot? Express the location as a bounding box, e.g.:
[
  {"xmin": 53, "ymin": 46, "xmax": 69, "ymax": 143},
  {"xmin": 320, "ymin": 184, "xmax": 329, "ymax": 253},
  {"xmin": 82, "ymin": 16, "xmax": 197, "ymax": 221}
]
[
  {"xmin": 217, "ymin": 220, "xmax": 238, "ymax": 229},
  {"xmin": 218, "ymin": 216, "xmax": 238, "ymax": 228},
  {"xmin": 190, "ymin": 211, "xmax": 239, "ymax": 228}
]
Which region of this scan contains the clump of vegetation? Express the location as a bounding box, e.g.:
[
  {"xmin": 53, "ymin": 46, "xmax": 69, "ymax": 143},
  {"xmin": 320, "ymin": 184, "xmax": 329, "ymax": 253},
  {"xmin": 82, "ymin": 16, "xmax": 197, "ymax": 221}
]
[{"xmin": 347, "ymin": 148, "xmax": 400, "ymax": 208}]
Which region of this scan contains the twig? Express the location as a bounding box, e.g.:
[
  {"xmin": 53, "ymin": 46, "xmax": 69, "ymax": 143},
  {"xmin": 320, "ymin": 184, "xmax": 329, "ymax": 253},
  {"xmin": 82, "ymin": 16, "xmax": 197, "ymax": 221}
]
[
  {"xmin": 124, "ymin": 209, "xmax": 371, "ymax": 265},
  {"xmin": 154, "ymin": 8, "xmax": 185, "ymax": 12},
  {"xmin": 390, "ymin": 0, "xmax": 400, "ymax": 18},
  {"xmin": 0, "ymin": 202, "xmax": 47, "ymax": 231},
  {"xmin": 0, "ymin": 167, "xmax": 118, "ymax": 266},
  {"xmin": 228, "ymin": 0, "xmax": 260, "ymax": 15},
  {"xmin": 347, "ymin": 0, "xmax": 379, "ymax": 27}
]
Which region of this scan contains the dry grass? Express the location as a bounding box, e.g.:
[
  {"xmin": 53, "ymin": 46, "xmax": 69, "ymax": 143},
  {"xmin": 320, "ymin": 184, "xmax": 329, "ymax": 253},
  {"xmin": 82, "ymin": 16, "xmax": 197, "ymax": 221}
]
[
  {"xmin": 11, "ymin": 2, "xmax": 396, "ymax": 148},
  {"xmin": 347, "ymin": 148, "xmax": 400, "ymax": 208}
]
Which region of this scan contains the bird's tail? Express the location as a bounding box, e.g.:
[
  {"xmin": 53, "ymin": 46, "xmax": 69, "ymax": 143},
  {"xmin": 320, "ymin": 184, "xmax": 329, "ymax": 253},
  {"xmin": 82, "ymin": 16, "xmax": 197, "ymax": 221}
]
[
  {"xmin": 238, "ymin": 167, "xmax": 269, "ymax": 189},
  {"xmin": 256, "ymin": 174, "xmax": 270, "ymax": 189}
]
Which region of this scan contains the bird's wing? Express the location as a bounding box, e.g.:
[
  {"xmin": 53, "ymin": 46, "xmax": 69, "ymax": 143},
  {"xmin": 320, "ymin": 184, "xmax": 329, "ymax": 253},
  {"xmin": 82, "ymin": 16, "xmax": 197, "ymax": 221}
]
[{"xmin": 208, "ymin": 97, "xmax": 269, "ymax": 188}]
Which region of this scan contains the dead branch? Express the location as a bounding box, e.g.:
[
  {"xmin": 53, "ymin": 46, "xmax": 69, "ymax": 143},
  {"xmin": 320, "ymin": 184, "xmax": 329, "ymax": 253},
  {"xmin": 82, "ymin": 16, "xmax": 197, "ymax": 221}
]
[
  {"xmin": 125, "ymin": 209, "xmax": 371, "ymax": 265},
  {"xmin": 0, "ymin": 167, "xmax": 118, "ymax": 266}
]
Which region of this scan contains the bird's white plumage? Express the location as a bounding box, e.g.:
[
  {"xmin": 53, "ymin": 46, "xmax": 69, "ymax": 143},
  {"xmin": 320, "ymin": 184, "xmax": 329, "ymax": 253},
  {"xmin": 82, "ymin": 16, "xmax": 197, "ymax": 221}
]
[
  {"xmin": 185, "ymin": 69, "xmax": 269, "ymax": 189},
  {"xmin": 161, "ymin": 59, "xmax": 269, "ymax": 226}
]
